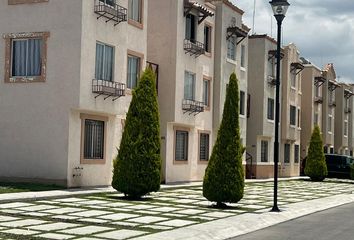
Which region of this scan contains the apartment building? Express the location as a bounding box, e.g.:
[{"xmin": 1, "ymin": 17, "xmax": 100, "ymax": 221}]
[
  {"xmin": 0, "ymin": 0, "xmax": 148, "ymax": 187},
  {"xmin": 300, "ymin": 61, "xmax": 325, "ymax": 161},
  {"xmin": 246, "ymin": 34, "xmax": 279, "ymax": 179},
  {"xmin": 148, "ymin": 0, "xmax": 215, "ymax": 183},
  {"xmin": 334, "ymin": 83, "xmax": 354, "ymax": 155},
  {"xmin": 321, "ymin": 63, "xmax": 339, "ymax": 154},
  {"xmin": 348, "ymin": 84, "xmax": 354, "ymax": 156},
  {"xmin": 212, "ymin": 0, "xmax": 249, "ymax": 149},
  {"xmin": 279, "ymin": 43, "xmax": 303, "ymax": 177}
]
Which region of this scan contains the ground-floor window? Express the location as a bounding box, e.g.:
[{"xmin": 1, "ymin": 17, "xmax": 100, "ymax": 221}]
[
  {"xmin": 294, "ymin": 144, "xmax": 299, "ymax": 163},
  {"xmin": 261, "ymin": 140, "xmax": 268, "ymax": 162},
  {"xmin": 199, "ymin": 133, "xmax": 210, "ymax": 161},
  {"xmin": 284, "ymin": 143, "xmax": 291, "ymax": 163},
  {"xmin": 175, "ymin": 130, "xmax": 189, "ymax": 161}
]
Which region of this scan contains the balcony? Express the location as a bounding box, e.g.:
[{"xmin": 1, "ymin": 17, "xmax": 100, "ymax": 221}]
[
  {"xmin": 182, "ymin": 99, "xmax": 204, "ymax": 115},
  {"xmin": 267, "ymin": 75, "xmax": 276, "ymax": 87},
  {"xmin": 314, "ymin": 96, "xmax": 323, "ymax": 104},
  {"xmin": 94, "ymin": 0, "xmax": 127, "ymax": 26},
  {"xmin": 92, "ymin": 79, "xmax": 125, "ymax": 101},
  {"xmin": 345, "ymin": 107, "xmax": 351, "ymax": 114},
  {"xmin": 314, "ymin": 76, "xmax": 326, "ymax": 87},
  {"xmin": 290, "ymin": 62, "xmax": 305, "ymax": 76},
  {"xmin": 328, "ymin": 79, "xmax": 340, "ymax": 92},
  {"xmin": 184, "ymin": 39, "xmax": 205, "ymax": 57}
]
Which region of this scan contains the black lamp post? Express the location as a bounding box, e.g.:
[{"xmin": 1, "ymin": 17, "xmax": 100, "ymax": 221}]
[{"xmin": 269, "ymin": 0, "xmax": 290, "ymax": 212}]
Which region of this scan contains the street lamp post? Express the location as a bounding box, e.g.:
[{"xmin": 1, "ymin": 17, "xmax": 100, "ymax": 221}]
[{"xmin": 269, "ymin": 0, "xmax": 290, "ymax": 212}]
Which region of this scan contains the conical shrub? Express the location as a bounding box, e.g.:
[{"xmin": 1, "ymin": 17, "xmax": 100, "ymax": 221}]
[
  {"xmin": 203, "ymin": 72, "xmax": 245, "ymax": 207},
  {"xmin": 304, "ymin": 125, "xmax": 327, "ymax": 181},
  {"xmin": 112, "ymin": 68, "xmax": 161, "ymax": 198}
]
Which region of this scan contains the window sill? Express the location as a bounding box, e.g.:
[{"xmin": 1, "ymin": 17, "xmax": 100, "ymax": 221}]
[
  {"xmin": 5, "ymin": 76, "xmax": 45, "ymax": 83},
  {"xmin": 198, "ymin": 160, "xmax": 209, "ymax": 165},
  {"xmin": 204, "ymin": 52, "xmax": 212, "ymax": 58},
  {"xmin": 226, "ymin": 58, "xmax": 237, "ymax": 65},
  {"xmin": 204, "ymin": 106, "xmax": 211, "ymax": 111},
  {"xmin": 290, "ymin": 87, "xmax": 296, "ymax": 91},
  {"xmin": 128, "ymin": 19, "xmax": 143, "ymax": 30},
  {"xmin": 81, "ymin": 159, "xmax": 106, "ymax": 165},
  {"xmin": 239, "ymin": 114, "xmax": 246, "ymax": 119},
  {"xmin": 173, "ymin": 160, "xmax": 188, "ymax": 165},
  {"xmin": 267, "ymin": 119, "xmax": 275, "ymax": 123},
  {"xmin": 290, "ymin": 125, "xmax": 296, "ymax": 129},
  {"xmin": 240, "ymin": 67, "xmax": 246, "ymax": 72}
]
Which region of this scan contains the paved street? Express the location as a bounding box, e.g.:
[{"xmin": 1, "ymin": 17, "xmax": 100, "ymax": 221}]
[
  {"xmin": 231, "ymin": 202, "xmax": 354, "ymax": 240},
  {"xmin": 0, "ymin": 180, "xmax": 353, "ymax": 239}
]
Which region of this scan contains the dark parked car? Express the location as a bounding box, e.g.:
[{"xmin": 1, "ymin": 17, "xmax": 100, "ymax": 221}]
[
  {"xmin": 300, "ymin": 154, "xmax": 354, "ymax": 178},
  {"xmin": 325, "ymin": 154, "xmax": 354, "ymax": 178}
]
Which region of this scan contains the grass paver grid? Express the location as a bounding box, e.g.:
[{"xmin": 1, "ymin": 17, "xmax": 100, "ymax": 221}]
[{"xmin": 0, "ymin": 180, "xmax": 354, "ymax": 239}]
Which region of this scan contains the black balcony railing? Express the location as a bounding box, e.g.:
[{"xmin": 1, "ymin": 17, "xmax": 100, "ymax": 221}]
[
  {"xmin": 267, "ymin": 75, "xmax": 276, "ymax": 87},
  {"xmin": 328, "ymin": 100, "xmax": 336, "ymax": 107},
  {"xmin": 94, "ymin": 0, "xmax": 127, "ymax": 26},
  {"xmin": 314, "ymin": 96, "xmax": 323, "ymax": 104},
  {"xmin": 182, "ymin": 99, "xmax": 204, "ymax": 115},
  {"xmin": 92, "ymin": 79, "xmax": 125, "ymax": 101},
  {"xmin": 345, "ymin": 107, "xmax": 351, "ymax": 114},
  {"xmin": 184, "ymin": 39, "xmax": 205, "ymax": 57}
]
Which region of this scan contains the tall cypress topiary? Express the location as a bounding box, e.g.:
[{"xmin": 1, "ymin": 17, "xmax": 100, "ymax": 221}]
[
  {"xmin": 305, "ymin": 125, "xmax": 327, "ymax": 181},
  {"xmin": 203, "ymin": 72, "xmax": 245, "ymax": 207},
  {"xmin": 112, "ymin": 68, "xmax": 161, "ymax": 198}
]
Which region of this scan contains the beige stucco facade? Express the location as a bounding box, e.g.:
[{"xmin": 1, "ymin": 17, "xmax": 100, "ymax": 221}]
[
  {"xmin": 279, "ymin": 43, "xmax": 302, "ymax": 177},
  {"xmin": 246, "ymin": 34, "xmax": 278, "ymax": 179},
  {"xmin": 300, "ymin": 63, "xmax": 324, "ymax": 162},
  {"xmin": 0, "ymin": 0, "xmax": 147, "ymax": 187}
]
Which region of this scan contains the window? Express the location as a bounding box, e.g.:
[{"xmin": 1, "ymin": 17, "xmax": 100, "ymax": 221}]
[
  {"xmin": 290, "ymin": 105, "xmax": 296, "ymax": 126},
  {"xmin": 290, "ymin": 72, "xmax": 296, "ymax": 88},
  {"xmin": 241, "ymin": 45, "xmax": 246, "ymax": 68},
  {"xmin": 294, "ymin": 145, "xmax": 299, "ymax": 163},
  {"xmin": 4, "ymin": 32, "xmax": 49, "ymax": 83},
  {"xmin": 184, "ymin": 71, "xmax": 195, "ymax": 100},
  {"xmin": 345, "ymin": 97, "xmax": 350, "ymax": 110},
  {"xmin": 204, "ymin": 25, "xmax": 211, "ymax": 53},
  {"xmin": 314, "ymin": 112, "xmax": 319, "ymax": 125},
  {"xmin": 297, "ymin": 108, "xmax": 301, "ymax": 128},
  {"xmin": 268, "ymin": 58, "xmax": 275, "ymax": 77},
  {"xmin": 324, "ymin": 146, "xmax": 328, "ymax": 154},
  {"xmin": 80, "ymin": 114, "xmax": 108, "ymax": 164},
  {"xmin": 344, "ymin": 120, "xmax": 348, "ymax": 137},
  {"xmin": 261, "ymin": 140, "xmax": 268, "ymax": 163},
  {"xmin": 284, "ymin": 143, "xmax": 290, "ymax": 163},
  {"xmin": 185, "ymin": 14, "xmax": 196, "ymax": 42},
  {"xmin": 128, "ymin": 0, "xmax": 142, "ymax": 23},
  {"xmin": 267, "ymin": 98, "xmax": 274, "ymax": 120},
  {"xmin": 240, "ymin": 91, "xmax": 245, "ymax": 115},
  {"xmin": 95, "ymin": 43, "xmax": 114, "ymax": 82},
  {"xmin": 315, "ymin": 86, "xmax": 321, "ymax": 97},
  {"xmin": 328, "ymin": 115, "xmax": 333, "ymax": 133},
  {"xmin": 99, "ymin": 0, "xmax": 115, "ymax": 6},
  {"xmin": 199, "ymin": 133, "xmax": 210, "ymax": 161},
  {"xmin": 329, "ymin": 90, "xmax": 335, "ymax": 103},
  {"xmin": 175, "ymin": 130, "xmax": 188, "ymax": 161},
  {"xmin": 202, "ymin": 79, "xmax": 210, "ymax": 107},
  {"xmin": 127, "ymin": 54, "xmax": 141, "ymax": 89},
  {"xmin": 227, "ymin": 35, "xmax": 236, "ymax": 60}
]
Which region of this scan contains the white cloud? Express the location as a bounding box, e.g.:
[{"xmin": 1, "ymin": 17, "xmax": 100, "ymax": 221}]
[{"xmin": 232, "ymin": 0, "xmax": 354, "ymax": 83}]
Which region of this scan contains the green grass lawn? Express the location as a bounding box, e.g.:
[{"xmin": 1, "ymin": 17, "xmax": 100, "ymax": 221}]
[{"xmin": 0, "ymin": 182, "xmax": 65, "ymax": 194}]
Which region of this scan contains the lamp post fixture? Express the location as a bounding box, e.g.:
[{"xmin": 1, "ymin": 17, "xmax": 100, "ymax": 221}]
[{"xmin": 269, "ymin": 0, "xmax": 290, "ymax": 212}]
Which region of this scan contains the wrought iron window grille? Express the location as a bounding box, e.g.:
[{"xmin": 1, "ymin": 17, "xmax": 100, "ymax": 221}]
[{"xmin": 92, "ymin": 79, "xmax": 125, "ymax": 101}]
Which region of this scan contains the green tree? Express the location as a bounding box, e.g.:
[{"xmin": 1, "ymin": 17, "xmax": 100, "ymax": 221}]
[
  {"xmin": 305, "ymin": 125, "xmax": 327, "ymax": 181},
  {"xmin": 112, "ymin": 68, "xmax": 161, "ymax": 198},
  {"xmin": 203, "ymin": 72, "xmax": 245, "ymax": 207}
]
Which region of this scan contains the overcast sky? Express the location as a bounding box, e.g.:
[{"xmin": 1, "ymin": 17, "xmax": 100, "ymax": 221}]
[{"xmin": 232, "ymin": 0, "xmax": 354, "ymax": 83}]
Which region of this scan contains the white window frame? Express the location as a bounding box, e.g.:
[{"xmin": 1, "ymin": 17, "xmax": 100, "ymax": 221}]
[{"xmin": 260, "ymin": 140, "xmax": 269, "ymax": 163}]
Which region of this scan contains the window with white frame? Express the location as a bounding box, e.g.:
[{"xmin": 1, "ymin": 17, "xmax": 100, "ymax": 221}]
[
  {"xmin": 268, "ymin": 58, "xmax": 275, "ymax": 77},
  {"xmin": 95, "ymin": 42, "xmax": 114, "ymax": 81},
  {"xmin": 261, "ymin": 140, "xmax": 268, "ymax": 162},
  {"xmin": 12, "ymin": 38, "xmax": 42, "ymax": 77},
  {"xmin": 284, "ymin": 143, "xmax": 291, "ymax": 163},
  {"xmin": 290, "ymin": 105, "xmax": 296, "ymax": 126},
  {"xmin": 128, "ymin": 0, "xmax": 142, "ymax": 23},
  {"xmin": 184, "ymin": 71, "xmax": 195, "ymax": 100},
  {"xmin": 315, "ymin": 85, "xmax": 321, "ymax": 97},
  {"xmin": 314, "ymin": 112, "xmax": 319, "ymax": 125},
  {"xmin": 175, "ymin": 130, "xmax": 188, "ymax": 161},
  {"xmin": 127, "ymin": 54, "xmax": 141, "ymax": 89},
  {"xmin": 344, "ymin": 119, "xmax": 348, "ymax": 137},
  {"xmin": 199, "ymin": 133, "xmax": 210, "ymax": 161},
  {"xmin": 297, "ymin": 108, "xmax": 301, "ymax": 128},
  {"xmin": 328, "ymin": 115, "xmax": 333, "ymax": 133},
  {"xmin": 267, "ymin": 98, "xmax": 275, "ymax": 120},
  {"xmin": 202, "ymin": 79, "xmax": 210, "ymax": 107},
  {"xmin": 240, "ymin": 91, "xmax": 245, "ymax": 115},
  {"xmin": 290, "ymin": 72, "xmax": 296, "ymax": 88},
  {"xmin": 241, "ymin": 45, "xmax": 246, "ymax": 68},
  {"xmin": 227, "ymin": 35, "xmax": 236, "ymax": 61}
]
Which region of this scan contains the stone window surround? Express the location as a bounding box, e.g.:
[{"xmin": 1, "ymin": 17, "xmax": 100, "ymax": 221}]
[
  {"xmin": 80, "ymin": 113, "xmax": 109, "ymax": 165},
  {"xmin": 8, "ymin": 0, "xmax": 48, "ymax": 4},
  {"xmin": 128, "ymin": 0, "xmax": 144, "ymax": 30},
  {"xmin": 3, "ymin": 31, "xmax": 49, "ymax": 83}
]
